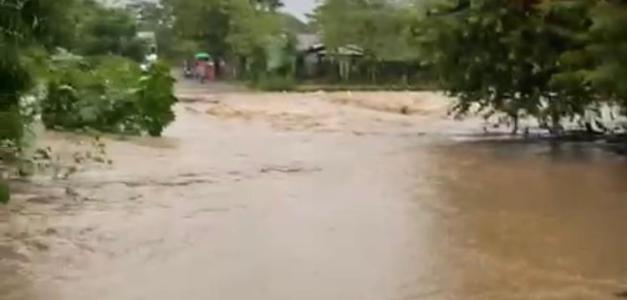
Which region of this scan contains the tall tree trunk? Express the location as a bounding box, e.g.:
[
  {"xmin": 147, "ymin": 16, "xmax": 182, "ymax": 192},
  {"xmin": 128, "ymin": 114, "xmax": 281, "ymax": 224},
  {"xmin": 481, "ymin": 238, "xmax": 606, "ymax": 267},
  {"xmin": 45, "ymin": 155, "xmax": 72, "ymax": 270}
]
[
  {"xmin": 547, "ymin": 97, "xmax": 563, "ymax": 136},
  {"xmin": 510, "ymin": 113, "xmax": 519, "ymax": 135},
  {"xmin": 550, "ymin": 111, "xmax": 563, "ymax": 136}
]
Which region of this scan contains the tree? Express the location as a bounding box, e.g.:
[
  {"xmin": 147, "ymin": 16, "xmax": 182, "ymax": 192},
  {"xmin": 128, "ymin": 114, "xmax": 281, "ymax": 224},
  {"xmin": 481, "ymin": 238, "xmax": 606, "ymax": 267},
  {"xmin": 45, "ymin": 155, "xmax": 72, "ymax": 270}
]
[
  {"xmin": 136, "ymin": 62, "xmax": 177, "ymax": 136},
  {"xmin": 312, "ymin": 0, "xmax": 419, "ymax": 83},
  {"xmin": 541, "ymin": 0, "xmax": 597, "ymax": 132},
  {"xmin": 416, "ymin": 0, "xmax": 600, "ymax": 133},
  {"xmin": 280, "ymin": 13, "xmax": 311, "ymax": 34},
  {"xmin": 163, "ymin": 0, "xmax": 232, "ymax": 60},
  {"xmin": 73, "ymin": 1, "xmax": 147, "ymax": 61},
  {"xmin": 227, "ymin": 0, "xmax": 282, "ymax": 56},
  {"xmin": 130, "ymin": 1, "xmax": 171, "ymax": 31},
  {"xmin": 1, "ymin": 0, "xmax": 75, "ymax": 202},
  {"xmin": 1, "ymin": 0, "xmax": 71, "ymax": 139},
  {"xmin": 314, "ymin": 0, "xmax": 415, "ymax": 58},
  {"xmin": 582, "ymin": 1, "xmax": 627, "ymax": 112},
  {"xmin": 164, "ymin": 0, "xmax": 290, "ymax": 78}
]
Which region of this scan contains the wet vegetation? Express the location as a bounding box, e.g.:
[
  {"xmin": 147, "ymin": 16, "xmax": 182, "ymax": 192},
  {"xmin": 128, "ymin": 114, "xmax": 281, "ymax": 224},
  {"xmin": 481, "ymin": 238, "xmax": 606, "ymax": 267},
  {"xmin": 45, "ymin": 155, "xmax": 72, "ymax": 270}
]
[
  {"xmin": 43, "ymin": 56, "xmax": 176, "ymax": 136},
  {"xmin": 162, "ymin": 0, "xmax": 298, "ymax": 87},
  {"xmin": 416, "ymin": 0, "xmax": 627, "ymax": 136},
  {"xmin": 0, "ymin": 0, "xmax": 177, "ymax": 203}
]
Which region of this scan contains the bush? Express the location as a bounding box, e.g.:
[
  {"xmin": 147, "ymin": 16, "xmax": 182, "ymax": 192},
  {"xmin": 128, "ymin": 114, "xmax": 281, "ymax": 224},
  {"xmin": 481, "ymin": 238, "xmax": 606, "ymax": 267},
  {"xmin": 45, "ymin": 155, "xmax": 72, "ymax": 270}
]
[
  {"xmin": 0, "ymin": 110, "xmax": 23, "ymax": 141},
  {"xmin": 0, "ymin": 181, "xmax": 9, "ymax": 204},
  {"xmin": 135, "ymin": 62, "xmax": 177, "ymax": 136},
  {"xmin": 42, "ymin": 56, "xmax": 141, "ymax": 132},
  {"xmin": 75, "ymin": 3, "xmax": 147, "ymax": 62},
  {"xmin": 42, "ymin": 56, "xmax": 177, "ymax": 136},
  {"xmin": 121, "ymin": 38, "xmax": 149, "ymax": 62}
]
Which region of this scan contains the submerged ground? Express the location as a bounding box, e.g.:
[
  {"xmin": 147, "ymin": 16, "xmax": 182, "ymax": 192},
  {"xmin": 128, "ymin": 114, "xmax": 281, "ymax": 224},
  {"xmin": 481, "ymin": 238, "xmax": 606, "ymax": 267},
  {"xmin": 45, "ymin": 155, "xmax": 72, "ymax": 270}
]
[{"xmin": 1, "ymin": 81, "xmax": 626, "ymax": 300}]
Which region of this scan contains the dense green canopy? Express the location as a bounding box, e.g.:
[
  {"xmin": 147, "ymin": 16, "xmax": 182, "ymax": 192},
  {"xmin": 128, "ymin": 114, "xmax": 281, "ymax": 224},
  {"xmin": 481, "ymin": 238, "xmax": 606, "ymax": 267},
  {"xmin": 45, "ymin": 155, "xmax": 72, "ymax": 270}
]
[{"xmin": 414, "ymin": 0, "xmax": 627, "ymax": 132}]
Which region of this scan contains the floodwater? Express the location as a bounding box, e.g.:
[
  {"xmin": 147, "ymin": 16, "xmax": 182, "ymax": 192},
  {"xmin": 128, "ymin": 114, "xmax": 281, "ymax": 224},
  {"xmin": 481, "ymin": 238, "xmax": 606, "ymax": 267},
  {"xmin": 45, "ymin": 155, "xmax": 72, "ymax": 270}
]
[{"xmin": 1, "ymin": 85, "xmax": 627, "ymax": 300}]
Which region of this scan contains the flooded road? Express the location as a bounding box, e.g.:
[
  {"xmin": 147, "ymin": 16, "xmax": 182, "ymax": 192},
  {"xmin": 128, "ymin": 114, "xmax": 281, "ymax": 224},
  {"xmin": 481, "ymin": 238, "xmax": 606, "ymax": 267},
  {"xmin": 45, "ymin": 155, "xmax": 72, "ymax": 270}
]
[{"xmin": 1, "ymin": 87, "xmax": 627, "ymax": 300}]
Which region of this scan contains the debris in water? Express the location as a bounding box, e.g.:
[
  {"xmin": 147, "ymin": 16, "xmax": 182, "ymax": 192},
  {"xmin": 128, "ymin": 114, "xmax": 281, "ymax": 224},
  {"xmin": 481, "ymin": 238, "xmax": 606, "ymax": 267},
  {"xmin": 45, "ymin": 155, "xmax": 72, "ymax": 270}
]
[
  {"xmin": 0, "ymin": 245, "xmax": 29, "ymax": 262},
  {"xmin": 260, "ymin": 165, "xmax": 321, "ymax": 174},
  {"xmin": 65, "ymin": 187, "xmax": 79, "ymax": 197},
  {"xmin": 400, "ymin": 105, "xmax": 409, "ymax": 115},
  {"xmin": 29, "ymin": 240, "xmax": 49, "ymax": 251},
  {"xmin": 44, "ymin": 228, "xmax": 58, "ymax": 236},
  {"xmin": 26, "ymin": 195, "xmax": 57, "ymax": 204}
]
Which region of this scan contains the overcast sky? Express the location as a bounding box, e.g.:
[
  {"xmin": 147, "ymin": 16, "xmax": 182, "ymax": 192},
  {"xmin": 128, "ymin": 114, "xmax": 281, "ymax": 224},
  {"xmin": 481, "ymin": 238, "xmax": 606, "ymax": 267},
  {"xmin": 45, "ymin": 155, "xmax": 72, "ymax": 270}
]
[{"xmin": 281, "ymin": 0, "xmax": 318, "ymax": 21}]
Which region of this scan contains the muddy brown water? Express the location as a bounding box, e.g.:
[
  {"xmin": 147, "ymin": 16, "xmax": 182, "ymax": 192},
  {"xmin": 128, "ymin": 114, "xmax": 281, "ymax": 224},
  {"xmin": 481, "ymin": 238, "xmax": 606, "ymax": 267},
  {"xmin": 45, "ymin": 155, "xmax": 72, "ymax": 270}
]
[{"xmin": 1, "ymin": 89, "xmax": 627, "ymax": 300}]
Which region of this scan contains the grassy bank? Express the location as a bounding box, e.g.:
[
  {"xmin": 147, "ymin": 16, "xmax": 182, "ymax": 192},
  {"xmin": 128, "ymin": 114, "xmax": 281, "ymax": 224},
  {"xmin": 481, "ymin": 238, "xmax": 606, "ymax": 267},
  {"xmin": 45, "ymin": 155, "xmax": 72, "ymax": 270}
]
[{"xmin": 292, "ymin": 83, "xmax": 437, "ymax": 93}]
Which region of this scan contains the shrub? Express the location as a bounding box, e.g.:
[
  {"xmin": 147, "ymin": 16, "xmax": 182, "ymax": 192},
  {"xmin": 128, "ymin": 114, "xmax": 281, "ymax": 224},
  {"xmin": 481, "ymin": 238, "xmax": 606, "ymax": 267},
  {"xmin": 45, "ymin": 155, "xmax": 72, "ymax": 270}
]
[
  {"xmin": 0, "ymin": 109, "xmax": 23, "ymax": 141},
  {"xmin": 121, "ymin": 38, "xmax": 149, "ymax": 62},
  {"xmin": 0, "ymin": 181, "xmax": 9, "ymax": 204},
  {"xmin": 42, "ymin": 56, "xmax": 140, "ymax": 132},
  {"xmin": 42, "ymin": 56, "xmax": 177, "ymax": 136},
  {"xmin": 135, "ymin": 62, "xmax": 177, "ymax": 136}
]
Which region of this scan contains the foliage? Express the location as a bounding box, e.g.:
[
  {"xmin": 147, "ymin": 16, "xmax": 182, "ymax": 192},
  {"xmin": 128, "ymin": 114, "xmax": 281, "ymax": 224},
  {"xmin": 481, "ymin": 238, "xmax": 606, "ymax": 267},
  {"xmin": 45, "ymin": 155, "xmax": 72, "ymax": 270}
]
[
  {"xmin": 131, "ymin": 0, "xmax": 186, "ymax": 60},
  {"xmin": 135, "ymin": 62, "xmax": 178, "ymax": 136},
  {"xmin": 313, "ymin": 0, "xmax": 417, "ymax": 61},
  {"xmin": 280, "ymin": 13, "xmax": 311, "ymax": 34},
  {"xmin": 411, "ymin": 0, "xmax": 627, "ymax": 133},
  {"xmin": 576, "ymin": 1, "xmax": 627, "ymax": 112},
  {"xmin": 74, "ymin": 2, "xmax": 148, "ymax": 61},
  {"xmin": 163, "ymin": 0, "xmax": 233, "ymax": 59},
  {"xmin": 1, "ymin": 0, "xmax": 57, "ymax": 203},
  {"xmin": 25, "ymin": 0, "xmax": 77, "ymax": 48},
  {"xmin": 133, "ymin": 1, "xmax": 172, "ymax": 32},
  {"xmin": 415, "ymin": 0, "xmax": 612, "ymax": 133},
  {"xmin": 0, "ymin": 1, "xmax": 156, "ymax": 204},
  {"xmin": 42, "ymin": 56, "xmax": 177, "ymax": 136},
  {"xmin": 0, "ymin": 109, "xmax": 23, "ymax": 141},
  {"xmin": 310, "ymin": 0, "xmax": 422, "ymax": 84},
  {"xmin": 0, "ymin": 0, "xmax": 70, "ymax": 145},
  {"xmin": 163, "ymin": 0, "xmax": 290, "ymax": 78},
  {"xmin": 228, "ymin": 0, "xmax": 299, "ymax": 84},
  {"xmin": 42, "ymin": 56, "xmax": 139, "ymax": 132},
  {"xmin": 0, "ymin": 181, "xmax": 9, "ymax": 204},
  {"xmin": 226, "ymin": 0, "xmax": 282, "ymax": 57},
  {"xmin": 418, "ymin": 0, "xmax": 536, "ymax": 128}
]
